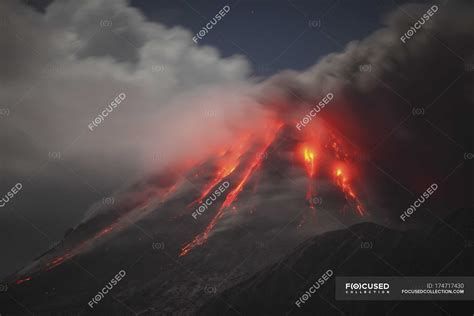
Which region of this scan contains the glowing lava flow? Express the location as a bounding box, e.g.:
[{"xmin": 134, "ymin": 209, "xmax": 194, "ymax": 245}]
[
  {"xmin": 13, "ymin": 182, "xmax": 180, "ymax": 285},
  {"xmin": 191, "ymin": 135, "xmax": 252, "ymax": 205},
  {"xmin": 300, "ymin": 144, "xmax": 318, "ymax": 208},
  {"xmin": 13, "ymin": 119, "xmax": 370, "ymax": 284},
  {"xmin": 333, "ymin": 167, "xmax": 365, "ymax": 216},
  {"xmin": 43, "ymin": 183, "xmax": 179, "ymax": 272},
  {"xmin": 180, "ymin": 123, "xmax": 283, "ymax": 256},
  {"xmin": 302, "ymin": 146, "xmax": 316, "ymax": 177},
  {"xmin": 44, "ymin": 222, "xmax": 121, "ymax": 272},
  {"xmin": 14, "ymin": 277, "xmax": 32, "ymax": 285},
  {"xmin": 296, "ymin": 127, "xmax": 367, "ymax": 219}
]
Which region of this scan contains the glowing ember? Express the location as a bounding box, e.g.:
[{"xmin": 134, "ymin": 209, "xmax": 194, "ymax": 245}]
[
  {"xmin": 297, "ymin": 143, "xmax": 319, "ymax": 226},
  {"xmin": 302, "ymin": 146, "xmax": 316, "ymax": 177},
  {"xmin": 295, "ymin": 126, "xmax": 367, "ymax": 223},
  {"xmin": 14, "ymin": 277, "xmax": 31, "ymax": 285},
  {"xmin": 43, "ymin": 221, "xmax": 122, "ymax": 272},
  {"xmin": 333, "ymin": 166, "xmax": 365, "ymax": 216}
]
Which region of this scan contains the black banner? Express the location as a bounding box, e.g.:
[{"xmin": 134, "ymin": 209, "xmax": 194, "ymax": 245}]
[{"xmin": 336, "ymin": 276, "xmax": 474, "ymax": 300}]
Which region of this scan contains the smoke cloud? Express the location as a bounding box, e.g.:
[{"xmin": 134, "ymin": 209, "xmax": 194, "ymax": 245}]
[
  {"xmin": 0, "ymin": 0, "xmax": 268, "ymax": 186},
  {"xmin": 259, "ymin": 0, "xmax": 473, "ymax": 199}
]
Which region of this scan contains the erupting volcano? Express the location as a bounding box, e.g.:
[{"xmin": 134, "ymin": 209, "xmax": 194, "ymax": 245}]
[
  {"xmin": 180, "ymin": 122, "xmax": 284, "ymax": 256},
  {"xmin": 11, "ymin": 115, "xmax": 369, "ymax": 285},
  {"xmin": 178, "ymin": 119, "xmax": 368, "ymax": 256}
]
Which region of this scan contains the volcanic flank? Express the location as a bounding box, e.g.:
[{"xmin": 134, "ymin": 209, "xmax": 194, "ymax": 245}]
[{"xmin": 3, "ymin": 116, "xmax": 375, "ymax": 314}]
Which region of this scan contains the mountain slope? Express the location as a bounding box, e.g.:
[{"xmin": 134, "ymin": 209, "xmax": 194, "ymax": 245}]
[{"xmin": 199, "ymin": 208, "xmax": 474, "ymax": 316}]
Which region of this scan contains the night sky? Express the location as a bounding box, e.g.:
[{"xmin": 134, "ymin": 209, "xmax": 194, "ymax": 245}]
[{"xmin": 130, "ymin": 0, "xmax": 395, "ymax": 76}]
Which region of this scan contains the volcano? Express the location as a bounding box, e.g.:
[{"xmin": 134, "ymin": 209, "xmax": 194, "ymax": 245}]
[{"xmin": 2, "ymin": 118, "xmax": 375, "ymax": 314}]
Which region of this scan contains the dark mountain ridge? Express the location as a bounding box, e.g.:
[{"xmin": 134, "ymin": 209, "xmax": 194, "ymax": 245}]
[{"xmin": 199, "ymin": 207, "xmax": 474, "ymax": 316}]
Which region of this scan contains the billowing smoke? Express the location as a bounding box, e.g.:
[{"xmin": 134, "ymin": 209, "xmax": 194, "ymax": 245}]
[
  {"xmin": 3, "ymin": 0, "xmax": 471, "ymax": 215},
  {"xmin": 0, "ymin": 0, "xmax": 270, "ymax": 277},
  {"xmin": 262, "ymin": 1, "xmax": 473, "ymax": 132},
  {"xmin": 259, "ymin": 0, "xmax": 473, "ymax": 198},
  {"xmin": 0, "ymin": 0, "xmax": 268, "ymax": 186}
]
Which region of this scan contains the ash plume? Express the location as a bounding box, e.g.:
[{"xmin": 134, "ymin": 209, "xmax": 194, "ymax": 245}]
[{"xmin": 261, "ymin": 1, "xmax": 473, "ymax": 145}]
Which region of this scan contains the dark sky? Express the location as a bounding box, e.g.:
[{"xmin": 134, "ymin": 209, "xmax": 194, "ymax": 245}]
[{"xmin": 130, "ymin": 0, "xmax": 397, "ymax": 76}]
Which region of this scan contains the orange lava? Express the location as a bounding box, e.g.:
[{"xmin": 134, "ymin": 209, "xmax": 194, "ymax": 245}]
[
  {"xmin": 192, "ymin": 134, "xmax": 252, "ymax": 205},
  {"xmin": 14, "ymin": 277, "xmax": 31, "ymax": 285},
  {"xmin": 299, "ymin": 142, "xmax": 320, "ymax": 210},
  {"xmin": 14, "ymin": 181, "xmax": 181, "ymax": 284},
  {"xmin": 180, "ymin": 123, "xmax": 283, "ymax": 256},
  {"xmin": 302, "ymin": 146, "xmax": 316, "ymax": 177},
  {"xmin": 333, "ymin": 166, "xmax": 365, "ymax": 216},
  {"xmin": 44, "ymin": 221, "xmax": 122, "ymax": 271}
]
